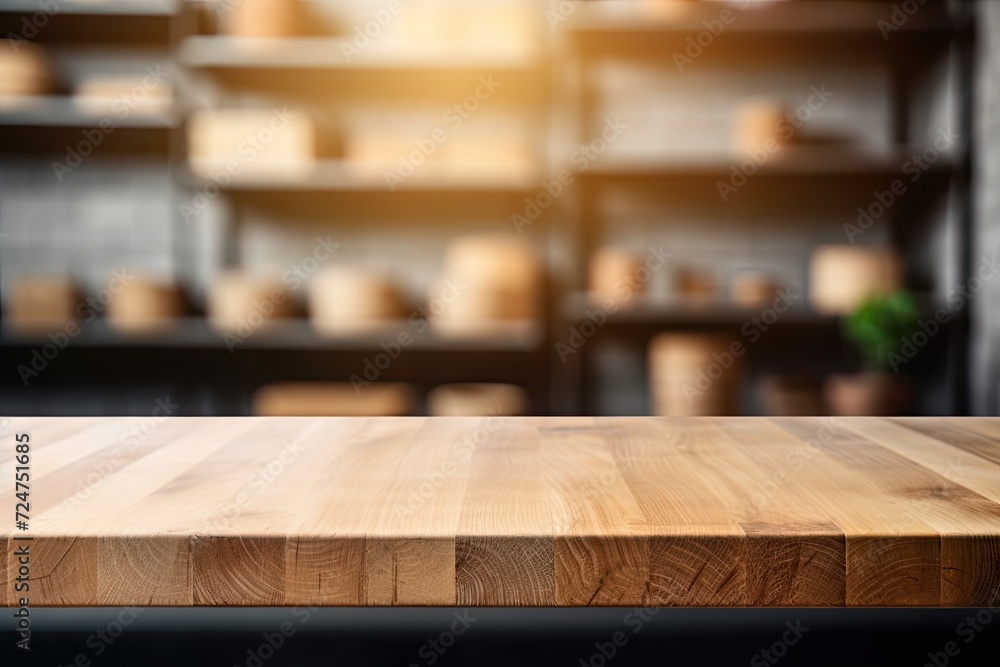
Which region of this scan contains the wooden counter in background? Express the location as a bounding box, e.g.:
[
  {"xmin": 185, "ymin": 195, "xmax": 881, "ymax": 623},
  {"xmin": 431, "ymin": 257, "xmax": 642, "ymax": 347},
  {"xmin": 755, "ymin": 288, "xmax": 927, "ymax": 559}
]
[{"xmin": 2, "ymin": 417, "xmax": 999, "ymax": 608}]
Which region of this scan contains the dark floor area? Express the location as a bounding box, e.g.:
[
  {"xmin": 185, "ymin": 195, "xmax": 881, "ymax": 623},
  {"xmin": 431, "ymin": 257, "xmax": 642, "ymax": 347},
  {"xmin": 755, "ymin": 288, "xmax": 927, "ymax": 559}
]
[{"xmin": 3, "ymin": 607, "xmax": 999, "ymax": 666}]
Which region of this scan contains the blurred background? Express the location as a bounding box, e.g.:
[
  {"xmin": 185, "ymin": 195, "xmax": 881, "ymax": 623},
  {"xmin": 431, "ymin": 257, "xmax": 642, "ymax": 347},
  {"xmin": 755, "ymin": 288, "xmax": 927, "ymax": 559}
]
[{"xmin": 0, "ymin": 0, "xmax": 993, "ymax": 419}]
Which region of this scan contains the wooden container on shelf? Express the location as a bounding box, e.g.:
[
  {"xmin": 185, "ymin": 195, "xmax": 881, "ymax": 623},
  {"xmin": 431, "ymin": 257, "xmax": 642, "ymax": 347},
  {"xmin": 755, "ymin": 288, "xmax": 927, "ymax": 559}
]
[
  {"xmin": 344, "ymin": 131, "xmax": 409, "ymax": 167},
  {"xmin": 346, "ymin": 129, "xmax": 532, "ymax": 172},
  {"xmin": 674, "ymin": 266, "xmax": 717, "ymax": 307},
  {"xmin": 442, "ymin": 235, "xmax": 539, "ymax": 292},
  {"xmin": 0, "ymin": 39, "xmax": 52, "ymax": 99},
  {"xmin": 589, "ymin": 247, "xmax": 643, "ymax": 304},
  {"xmin": 730, "ymin": 270, "xmax": 777, "ymax": 309},
  {"xmin": 187, "ymin": 108, "xmax": 317, "ymax": 179},
  {"xmin": 648, "ymin": 333, "xmax": 743, "ymax": 416},
  {"xmin": 223, "ymin": 0, "xmax": 305, "ymax": 38},
  {"xmin": 207, "ymin": 272, "xmax": 296, "ymax": 331},
  {"xmin": 106, "ymin": 276, "xmax": 185, "ymax": 334},
  {"xmin": 309, "ymin": 268, "xmax": 409, "ymax": 336},
  {"xmin": 436, "ymin": 134, "xmax": 535, "ymax": 171},
  {"xmin": 757, "ymin": 374, "xmax": 825, "ymax": 416},
  {"xmin": 733, "ymin": 98, "xmax": 789, "ymax": 154},
  {"xmin": 74, "ymin": 77, "xmax": 173, "ymax": 117},
  {"xmin": 809, "ymin": 245, "xmax": 901, "ymax": 315},
  {"xmin": 431, "ymin": 235, "xmax": 540, "ymax": 336},
  {"xmin": 398, "ymin": 5, "xmax": 534, "ymax": 47},
  {"xmin": 427, "ymin": 383, "xmax": 528, "ymax": 417},
  {"xmin": 252, "ymin": 382, "xmax": 414, "ymax": 416},
  {"xmin": 6, "ymin": 276, "xmax": 79, "ymax": 334}
]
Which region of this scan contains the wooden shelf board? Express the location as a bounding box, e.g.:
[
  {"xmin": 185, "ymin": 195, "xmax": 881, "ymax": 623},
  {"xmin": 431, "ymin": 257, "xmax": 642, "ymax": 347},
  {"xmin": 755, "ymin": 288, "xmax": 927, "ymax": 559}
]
[
  {"xmin": 571, "ymin": 146, "xmax": 956, "ymax": 179},
  {"xmin": 178, "ymin": 36, "xmax": 541, "ymax": 71},
  {"xmin": 0, "ymin": 318, "xmax": 544, "ymax": 353},
  {"xmin": 0, "ymin": 96, "xmax": 176, "ymax": 128},
  {"xmin": 0, "ymin": 0, "xmax": 179, "ymax": 16},
  {"xmin": 563, "ymin": 292, "xmax": 836, "ymax": 328},
  {"xmin": 183, "ymin": 159, "xmax": 541, "ymax": 193},
  {"xmin": 565, "ymin": 1, "xmax": 953, "ymax": 37}
]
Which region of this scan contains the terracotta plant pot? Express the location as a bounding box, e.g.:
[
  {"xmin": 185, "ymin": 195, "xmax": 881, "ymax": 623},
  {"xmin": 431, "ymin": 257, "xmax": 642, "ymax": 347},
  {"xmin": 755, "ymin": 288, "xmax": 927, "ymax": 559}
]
[{"xmin": 824, "ymin": 372, "xmax": 910, "ymax": 416}]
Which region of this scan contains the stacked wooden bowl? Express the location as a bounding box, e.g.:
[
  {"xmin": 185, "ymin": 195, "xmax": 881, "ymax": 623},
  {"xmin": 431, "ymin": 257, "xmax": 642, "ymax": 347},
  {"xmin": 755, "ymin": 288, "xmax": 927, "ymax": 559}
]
[
  {"xmin": 674, "ymin": 266, "xmax": 717, "ymax": 307},
  {"xmin": 431, "ymin": 235, "xmax": 539, "ymax": 337},
  {"xmin": 0, "ymin": 39, "xmax": 52, "ymax": 99},
  {"xmin": 207, "ymin": 272, "xmax": 296, "ymax": 331},
  {"xmin": 589, "ymin": 247, "xmax": 644, "ymax": 305},
  {"xmin": 105, "ymin": 277, "xmax": 185, "ymax": 334},
  {"xmin": 729, "ymin": 270, "xmax": 778, "ymax": 309},
  {"xmin": 648, "ymin": 333, "xmax": 743, "ymax": 416},
  {"xmin": 733, "ymin": 98, "xmax": 789, "ymax": 153},
  {"xmin": 427, "ymin": 383, "xmax": 528, "ymax": 417},
  {"xmin": 6, "ymin": 277, "xmax": 79, "ymax": 333},
  {"xmin": 252, "ymin": 382, "xmax": 414, "ymax": 416},
  {"xmin": 309, "ymin": 268, "xmax": 408, "ymax": 335}
]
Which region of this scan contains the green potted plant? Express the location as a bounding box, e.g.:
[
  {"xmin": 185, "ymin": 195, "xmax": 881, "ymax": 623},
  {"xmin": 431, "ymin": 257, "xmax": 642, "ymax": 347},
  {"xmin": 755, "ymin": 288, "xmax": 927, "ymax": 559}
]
[{"xmin": 825, "ymin": 290, "xmax": 920, "ymax": 416}]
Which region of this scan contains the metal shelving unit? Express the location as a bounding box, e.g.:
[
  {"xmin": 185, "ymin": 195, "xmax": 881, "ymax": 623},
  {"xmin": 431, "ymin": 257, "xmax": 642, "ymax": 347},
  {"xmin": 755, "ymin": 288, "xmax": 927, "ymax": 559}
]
[
  {"xmin": 0, "ymin": 0, "xmax": 976, "ymax": 417},
  {"xmin": 555, "ymin": 0, "xmax": 968, "ymax": 415}
]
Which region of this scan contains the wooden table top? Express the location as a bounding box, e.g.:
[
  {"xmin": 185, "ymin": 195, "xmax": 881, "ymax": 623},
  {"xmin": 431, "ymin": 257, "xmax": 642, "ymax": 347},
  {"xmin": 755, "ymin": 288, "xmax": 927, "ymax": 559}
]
[{"xmin": 3, "ymin": 416, "xmax": 999, "ymax": 608}]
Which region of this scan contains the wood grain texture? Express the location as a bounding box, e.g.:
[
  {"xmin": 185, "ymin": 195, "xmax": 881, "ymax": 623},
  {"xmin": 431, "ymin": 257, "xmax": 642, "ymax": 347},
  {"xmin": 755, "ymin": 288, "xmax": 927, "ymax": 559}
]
[{"xmin": 1, "ymin": 417, "xmax": 999, "ymax": 607}]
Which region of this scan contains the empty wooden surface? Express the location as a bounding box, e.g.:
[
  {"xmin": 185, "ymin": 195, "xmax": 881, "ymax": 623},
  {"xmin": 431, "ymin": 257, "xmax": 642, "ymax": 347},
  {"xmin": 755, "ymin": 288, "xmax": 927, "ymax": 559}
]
[{"xmin": 1, "ymin": 417, "xmax": 999, "ymax": 607}]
